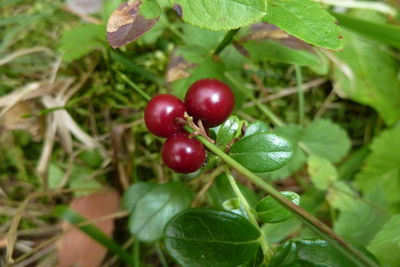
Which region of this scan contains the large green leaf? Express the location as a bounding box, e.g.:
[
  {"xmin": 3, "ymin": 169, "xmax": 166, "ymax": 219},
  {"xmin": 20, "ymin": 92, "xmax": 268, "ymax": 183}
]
[
  {"xmin": 243, "ymin": 121, "xmax": 269, "ymax": 138},
  {"xmin": 270, "ymin": 239, "xmax": 377, "ymax": 267},
  {"xmin": 255, "ymin": 191, "xmax": 300, "ymax": 223},
  {"xmin": 307, "ymin": 155, "xmax": 338, "ymax": 191},
  {"xmin": 229, "ymin": 133, "xmax": 293, "ymax": 172},
  {"xmin": 164, "ymin": 208, "xmax": 260, "ymax": 267},
  {"xmin": 333, "ymin": 31, "xmax": 400, "ymax": 126},
  {"xmin": 172, "ymin": 0, "xmax": 266, "ymax": 31},
  {"xmin": 129, "ymin": 182, "xmax": 192, "ymax": 242},
  {"xmin": 242, "ymin": 40, "xmax": 319, "ymax": 66},
  {"xmin": 263, "ymin": 0, "xmax": 342, "ymax": 49},
  {"xmin": 368, "ymin": 215, "xmax": 400, "ymax": 267},
  {"xmin": 355, "ymin": 125, "xmax": 400, "ymax": 207}
]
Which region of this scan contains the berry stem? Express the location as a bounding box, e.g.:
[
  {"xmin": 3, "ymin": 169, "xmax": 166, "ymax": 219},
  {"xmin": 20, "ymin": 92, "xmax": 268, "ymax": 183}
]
[
  {"xmin": 184, "ymin": 125, "xmax": 378, "ymax": 267},
  {"xmin": 224, "ymin": 166, "xmax": 273, "ymax": 264}
]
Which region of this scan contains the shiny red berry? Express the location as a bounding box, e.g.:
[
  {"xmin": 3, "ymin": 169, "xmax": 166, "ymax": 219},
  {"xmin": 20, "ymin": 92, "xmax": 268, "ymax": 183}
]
[
  {"xmin": 162, "ymin": 133, "xmax": 206, "ymax": 173},
  {"xmin": 184, "ymin": 78, "xmax": 235, "ymax": 127},
  {"xmin": 144, "ymin": 94, "xmax": 186, "ymax": 138}
]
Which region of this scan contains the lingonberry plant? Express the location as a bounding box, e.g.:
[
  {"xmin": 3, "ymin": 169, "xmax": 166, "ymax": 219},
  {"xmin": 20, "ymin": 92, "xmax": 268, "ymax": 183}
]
[{"xmin": 34, "ymin": 0, "xmax": 399, "ymax": 267}]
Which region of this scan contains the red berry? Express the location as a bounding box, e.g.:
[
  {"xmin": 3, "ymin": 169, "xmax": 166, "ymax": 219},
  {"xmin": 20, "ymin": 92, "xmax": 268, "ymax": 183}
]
[
  {"xmin": 185, "ymin": 78, "xmax": 235, "ymax": 127},
  {"xmin": 162, "ymin": 133, "xmax": 206, "ymax": 173},
  {"xmin": 144, "ymin": 94, "xmax": 186, "ymax": 138}
]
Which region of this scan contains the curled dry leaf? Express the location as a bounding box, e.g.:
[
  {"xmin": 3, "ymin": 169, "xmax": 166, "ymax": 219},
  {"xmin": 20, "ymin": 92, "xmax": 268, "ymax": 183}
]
[
  {"xmin": 107, "ymin": 1, "xmax": 159, "ymax": 48},
  {"xmin": 57, "ymin": 189, "xmax": 120, "ymax": 267}
]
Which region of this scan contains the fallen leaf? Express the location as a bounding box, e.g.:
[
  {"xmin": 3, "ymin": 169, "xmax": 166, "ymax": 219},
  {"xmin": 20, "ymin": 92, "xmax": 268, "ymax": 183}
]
[
  {"xmin": 106, "ymin": 1, "xmax": 159, "ymax": 48},
  {"xmin": 57, "ymin": 189, "xmax": 120, "ymax": 267},
  {"xmin": 166, "ymin": 50, "xmax": 196, "ymax": 83}
]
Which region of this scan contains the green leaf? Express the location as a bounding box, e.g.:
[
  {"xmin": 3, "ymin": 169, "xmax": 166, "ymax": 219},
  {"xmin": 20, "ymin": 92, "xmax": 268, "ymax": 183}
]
[
  {"xmin": 139, "ymin": 0, "xmax": 161, "ymax": 19},
  {"xmin": 172, "ymin": 0, "xmax": 266, "ymax": 31},
  {"xmin": 270, "ymin": 239, "xmax": 377, "ymax": 267},
  {"xmin": 334, "ymin": 190, "xmax": 390, "ymax": 245},
  {"xmin": 307, "ymin": 155, "xmax": 338, "ymax": 191},
  {"xmin": 48, "ymin": 163, "xmax": 64, "ymax": 190},
  {"xmin": 129, "ymin": 182, "xmax": 192, "ymax": 242},
  {"xmin": 58, "ymin": 24, "xmax": 105, "ymax": 62},
  {"xmin": 216, "ymin": 116, "xmax": 242, "ymax": 149},
  {"xmin": 256, "ymin": 191, "xmax": 300, "ymax": 223},
  {"xmin": 368, "ymin": 215, "xmax": 400, "ymax": 267},
  {"xmin": 326, "ymin": 181, "xmax": 355, "ymax": 212},
  {"xmin": 333, "ymin": 31, "xmax": 400, "ymax": 126},
  {"xmin": 69, "ymin": 165, "xmax": 102, "ymax": 197},
  {"xmin": 123, "ymin": 182, "xmax": 156, "ymax": 212},
  {"xmin": 262, "ymin": 218, "xmax": 301, "ymax": 243},
  {"xmin": 242, "ymin": 40, "xmax": 320, "ymax": 66},
  {"xmin": 263, "ymin": 0, "xmax": 342, "ymax": 50},
  {"xmin": 164, "ymin": 208, "xmax": 260, "ymax": 267},
  {"xmin": 332, "ymin": 12, "xmax": 400, "ymax": 48},
  {"xmin": 243, "ymin": 121, "xmax": 269, "ymax": 138},
  {"xmin": 355, "ymin": 125, "xmax": 400, "ymax": 207},
  {"xmin": 301, "ymin": 119, "xmax": 351, "ymax": 163},
  {"xmin": 230, "ymin": 133, "xmax": 293, "ymax": 172}
]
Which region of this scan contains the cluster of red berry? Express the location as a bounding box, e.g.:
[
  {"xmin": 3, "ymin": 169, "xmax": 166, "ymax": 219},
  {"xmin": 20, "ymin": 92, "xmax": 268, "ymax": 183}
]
[{"xmin": 144, "ymin": 78, "xmax": 235, "ymax": 173}]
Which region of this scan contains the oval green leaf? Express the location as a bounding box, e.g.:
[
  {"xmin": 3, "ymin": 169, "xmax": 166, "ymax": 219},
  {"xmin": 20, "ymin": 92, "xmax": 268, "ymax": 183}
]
[
  {"xmin": 270, "ymin": 239, "xmax": 378, "ymax": 267},
  {"xmin": 229, "ymin": 133, "xmax": 293, "ymax": 172},
  {"xmin": 216, "ymin": 116, "xmax": 242, "ymax": 149},
  {"xmin": 123, "ymin": 182, "xmax": 156, "ymax": 212},
  {"xmin": 164, "ymin": 208, "xmax": 260, "ymax": 267},
  {"xmin": 243, "ymin": 121, "xmax": 269, "ymax": 138},
  {"xmin": 129, "ymin": 182, "xmax": 192, "ymax": 242},
  {"xmin": 256, "ymin": 191, "xmax": 300, "ymax": 223},
  {"xmin": 173, "ymin": 0, "xmax": 266, "ymax": 31}
]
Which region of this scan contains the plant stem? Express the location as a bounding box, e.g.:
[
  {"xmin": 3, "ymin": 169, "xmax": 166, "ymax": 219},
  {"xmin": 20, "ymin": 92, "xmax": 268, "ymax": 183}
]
[
  {"xmin": 214, "ymin": 28, "xmax": 240, "ymax": 55},
  {"xmin": 224, "ymin": 166, "xmax": 273, "ymax": 263},
  {"xmin": 225, "ymin": 73, "xmax": 284, "ymax": 126},
  {"xmin": 184, "ymin": 126, "xmax": 378, "ymax": 267},
  {"xmin": 295, "ymin": 65, "xmax": 305, "ymax": 125},
  {"xmin": 156, "ymin": 241, "xmax": 169, "ymax": 267},
  {"xmin": 117, "ymin": 71, "xmax": 152, "ymax": 101},
  {"xmin": 134, "ymin": 240, "xmax": 140, "ymax": 267},
  {"xmin": 313, "ymin": 0, "xmax": 397, "ymax": 16}
]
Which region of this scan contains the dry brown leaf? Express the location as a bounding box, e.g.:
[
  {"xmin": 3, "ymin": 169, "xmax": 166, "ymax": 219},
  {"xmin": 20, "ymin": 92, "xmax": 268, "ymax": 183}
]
[
  {"xmin": 106, "ymin": 1, "xmax": 159, "ymax": 48},
  {"xmin": 166, "ymin": 50, "xmax": 196, "ymax": 83},
  {"xmin": 57, "ymin": 189, "xmax": 120, "ymax": 267}
]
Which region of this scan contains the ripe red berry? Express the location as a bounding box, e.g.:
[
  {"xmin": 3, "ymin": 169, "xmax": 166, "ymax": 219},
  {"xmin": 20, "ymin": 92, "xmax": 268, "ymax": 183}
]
[
  {"xmin": 162, "ymin": 133, "xmax": 206, "ymax": 173},
  {"xmin": 185, "ymin": 78, "xmax": 235, "ymax": 127},
  {"xmin": 144, "ymin": 94, "xmax": 186, "ymax": 138}
]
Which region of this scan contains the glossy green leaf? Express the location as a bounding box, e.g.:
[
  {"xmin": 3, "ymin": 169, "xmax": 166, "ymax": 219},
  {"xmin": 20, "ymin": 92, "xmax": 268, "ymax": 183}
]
[
  {"xmin": 129, "ymin": 182, "xmax": 192, "ymax": 242},
  {"xmin": 262, "ymin": 218, "xmax": 301, "ymax": 243},
  {"xmin": 270, "ymin": 239, "xmax": 377, "ymax": 267},
  {"xmin": 123, "ymin": 182, "xmax": 156, "ymax": 212},
  {"xmin": 243, "ymin": 121, "xmax": 269, "ymax": 138},
  {"xmin": 263, "ymin": 0, "xmax": 342, "ymax": 49},
  {"xmin": 216, "ymin": 116, "xmax": 242, "ymax": 149},
  {"xmin": 333, "ymin": 12, "xmax": 400, "ymax": 48},
  {"xmin": 164, "ymin": 208, "xmax": 260, "ymax": 267},
  {"xmin": 368, "ymin": 215, "xmax": 400, "ymax": 267},
  {"xmin": 230, "ymin": 133, "xmax": 293, "ymax": 172},
  {"xmin": 307, "ymin": 155, "xmax": 338, "ymax": 191},
  {"xmin": 172, "ymin": 0, "xmax": 266, "ymax": 31},
  {"xmin": 333, "ymin": 31, "xmax": 400, "ymax": 126},
  {"xmin": 256, "ymin": 191, "xmax": 300, "ymax": 223},
  {"xmin": 242, "ymin": 40, "xmax": 319, "ymax": 66},
  {"xmin": 355, "ymin": 125, "xmax": 400, "ymax": 208}
]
